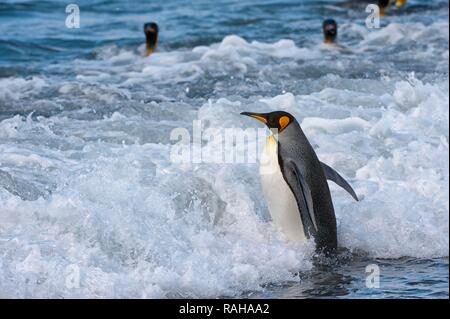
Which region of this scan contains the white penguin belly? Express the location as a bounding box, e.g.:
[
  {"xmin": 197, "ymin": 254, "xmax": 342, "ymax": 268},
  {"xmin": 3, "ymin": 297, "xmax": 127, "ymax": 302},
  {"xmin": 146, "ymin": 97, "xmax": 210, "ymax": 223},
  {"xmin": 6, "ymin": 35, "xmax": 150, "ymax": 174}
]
[{"xmin": 260, "ymin": 135, "xmax": 307, "ymax": 243}]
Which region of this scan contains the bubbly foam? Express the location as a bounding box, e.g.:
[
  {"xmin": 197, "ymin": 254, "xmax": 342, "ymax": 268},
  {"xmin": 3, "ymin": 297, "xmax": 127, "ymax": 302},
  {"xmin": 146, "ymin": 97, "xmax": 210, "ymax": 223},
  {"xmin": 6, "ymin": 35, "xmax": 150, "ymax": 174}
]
[{"xmin": 0, "ymin": 15, "xmax": 448, "ymax": 297}]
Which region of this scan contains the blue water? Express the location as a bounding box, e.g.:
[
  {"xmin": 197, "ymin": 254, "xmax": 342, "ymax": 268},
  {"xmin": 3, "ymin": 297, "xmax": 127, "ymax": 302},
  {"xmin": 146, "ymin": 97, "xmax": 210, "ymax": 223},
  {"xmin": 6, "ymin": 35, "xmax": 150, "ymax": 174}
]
[{"xmin": 0, "ymin": 0, "xmax": 448, "ymax": 298}]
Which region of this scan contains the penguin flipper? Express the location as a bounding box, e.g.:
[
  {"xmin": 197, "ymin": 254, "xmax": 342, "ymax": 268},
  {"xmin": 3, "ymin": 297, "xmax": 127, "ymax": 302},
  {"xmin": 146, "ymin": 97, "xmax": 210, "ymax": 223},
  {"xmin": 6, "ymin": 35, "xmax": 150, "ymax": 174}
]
[
  {"xmin": 281, "ymin": 159, "xmax": 318, "ymax": 239},
  {"xmin": 320, "ymin": 162, "xmax": 359, "ymax": 201}
]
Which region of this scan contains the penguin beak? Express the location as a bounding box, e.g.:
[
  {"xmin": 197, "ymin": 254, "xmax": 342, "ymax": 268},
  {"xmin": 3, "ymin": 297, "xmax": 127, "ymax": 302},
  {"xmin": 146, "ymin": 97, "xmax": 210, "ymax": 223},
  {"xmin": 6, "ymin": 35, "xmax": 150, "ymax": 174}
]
[{"xmin": 240, "ymin": 112, "xmax": 268, "ymax": 124}]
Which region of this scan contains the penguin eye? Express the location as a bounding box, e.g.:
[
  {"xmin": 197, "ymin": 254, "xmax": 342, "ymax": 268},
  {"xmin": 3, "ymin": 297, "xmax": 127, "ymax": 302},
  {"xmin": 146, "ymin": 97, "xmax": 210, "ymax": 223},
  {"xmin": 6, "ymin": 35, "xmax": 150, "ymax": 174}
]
[
  {"xmin": 267, "ymin": 118, "xmax": 276, "ymax": 128},
  {"xmin": 279, "ymin": 116, "xmax": 290, "ymax": 131}
]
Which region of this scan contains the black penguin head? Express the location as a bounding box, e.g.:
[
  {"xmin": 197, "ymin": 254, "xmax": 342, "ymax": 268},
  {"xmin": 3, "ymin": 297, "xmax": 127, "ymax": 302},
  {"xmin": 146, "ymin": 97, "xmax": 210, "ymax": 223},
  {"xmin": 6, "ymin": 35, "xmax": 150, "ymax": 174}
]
[
  {"xmin": 323, "ymin": 19, "xmax": 337, "ymax": 44},
  {"xmin": 144, "ymin": 22, "xmax": 159, "ymax": 55},
  {"xmin": 378, "ymin": 0, "xmax": 407, "ymax": 16},
  {"xmin": 240, "ymin": 111, "xmax": 295, "ymax": 133},
  {"xmin": 378, "ymin": 0, "xmax": 390, "ymax": 15}
]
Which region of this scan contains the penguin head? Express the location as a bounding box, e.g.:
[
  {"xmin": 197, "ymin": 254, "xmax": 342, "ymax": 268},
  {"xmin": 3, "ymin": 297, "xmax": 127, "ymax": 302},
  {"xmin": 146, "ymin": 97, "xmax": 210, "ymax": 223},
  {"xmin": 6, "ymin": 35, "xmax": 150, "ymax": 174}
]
[
  {"xmin": 323, "ymin": 19, "xmax": 337, "ymax": 44},
  {"xmin": 378, "ymin": 0, "xmax": 390, "ymax": 8},
  {"xmin": 240, "ymin": 111, "xmax": 295, "ymax": 134},
  {"xmin": 144, "ymin": 22, "xmax": 159, "ymax": 56},
  {"xmin": 378, "ymin": 0, "xmax": 390, "ymax": 16}
]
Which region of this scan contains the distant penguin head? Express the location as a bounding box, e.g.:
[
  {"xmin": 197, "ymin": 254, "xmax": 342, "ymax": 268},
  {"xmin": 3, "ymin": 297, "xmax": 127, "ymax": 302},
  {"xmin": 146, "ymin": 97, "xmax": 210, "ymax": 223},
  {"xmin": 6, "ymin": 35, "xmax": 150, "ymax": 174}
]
[
  {"xmin": 144, "ymin": 22, "xmax": 159, "ymax": 56},
  {"xmin": 378, "ymin": 0, "xmax": 391, "ymax": 16},
  {"xmin": 323, "ymin": 19, "xmax": 337, "ymax": 44},
  {"xmin": 241, "ymin": 111, "xmax": 296, "ymax": 134}
]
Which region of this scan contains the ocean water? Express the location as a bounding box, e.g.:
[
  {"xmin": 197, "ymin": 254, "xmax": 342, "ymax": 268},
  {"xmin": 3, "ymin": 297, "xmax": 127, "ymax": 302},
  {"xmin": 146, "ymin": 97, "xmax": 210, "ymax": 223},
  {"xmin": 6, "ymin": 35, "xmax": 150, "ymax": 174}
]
[{"xmin": 0, "ymin": 0, "xmax": 448, "ymax": 299}]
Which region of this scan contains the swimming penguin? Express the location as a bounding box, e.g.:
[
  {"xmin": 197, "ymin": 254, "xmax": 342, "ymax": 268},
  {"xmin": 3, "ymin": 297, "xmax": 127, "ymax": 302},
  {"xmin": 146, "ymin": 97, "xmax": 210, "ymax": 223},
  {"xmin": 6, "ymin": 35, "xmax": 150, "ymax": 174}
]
[
  {"xmin": 337, "ymin": 0, "xmax": 406, "ymax": 11},
  {"xmin": 378, "ymin": 0, "xmax": 390, "ymax": 16},
  {"xmin": 323, "ymin": 19, "xmax": 338, "ymax": 44},
  {"xmin": 241, "ymin": 111, "xmax": 359, "ymax": 253},
  {"xmin": 379, "ymin": 0, "xmax": 407, "ymax": 16},
  {"xmin": 321, "ymin": 19, "xmax": 352, "ymax": 53},
  {"xmin": 144, "ymin": 22, "xmax": 159, "ymax": 56}
]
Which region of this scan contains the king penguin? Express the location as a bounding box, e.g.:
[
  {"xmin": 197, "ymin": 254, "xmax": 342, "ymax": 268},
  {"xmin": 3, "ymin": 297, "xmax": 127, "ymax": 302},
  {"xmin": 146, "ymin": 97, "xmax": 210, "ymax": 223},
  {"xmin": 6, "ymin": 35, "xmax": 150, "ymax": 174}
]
[
  {"xmin": 241, "ymin": 111, "xmax": 359, "ymax": 253},
  {"xmin": 144, "ymin": 22, "xmax": 159, "ymax": 56}
]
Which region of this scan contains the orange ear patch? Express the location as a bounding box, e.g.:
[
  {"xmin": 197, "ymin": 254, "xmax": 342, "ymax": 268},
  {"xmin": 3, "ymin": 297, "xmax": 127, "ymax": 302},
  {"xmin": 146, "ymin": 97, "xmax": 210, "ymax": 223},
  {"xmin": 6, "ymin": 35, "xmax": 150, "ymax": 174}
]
[{"xmin": 279, "ymin": 116, "xmax": 290, "ymax": 131}]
